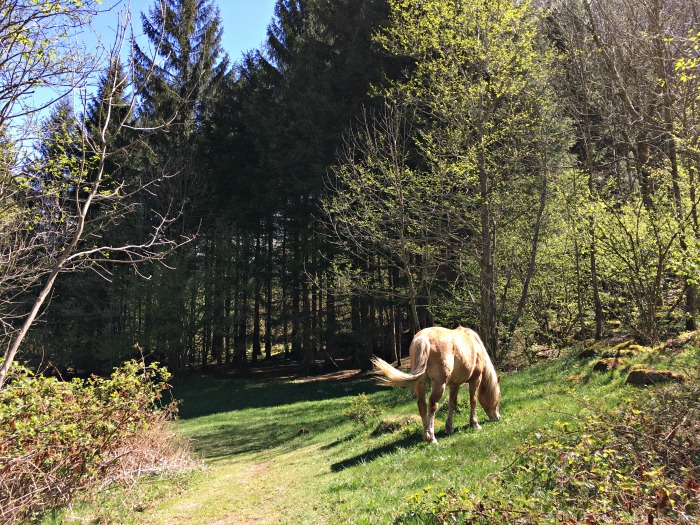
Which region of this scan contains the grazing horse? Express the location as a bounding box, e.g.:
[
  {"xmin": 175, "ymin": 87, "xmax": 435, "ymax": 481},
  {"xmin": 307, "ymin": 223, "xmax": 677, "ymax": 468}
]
[{"xmin": 372, "ymin": 326, "xmax": 500, "ymax": 444}]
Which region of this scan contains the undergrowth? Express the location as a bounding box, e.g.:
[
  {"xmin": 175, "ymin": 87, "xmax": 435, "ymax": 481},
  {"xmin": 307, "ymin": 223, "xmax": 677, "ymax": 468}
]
[
  {"xmin": 395, "ymin": 373, "xmax": 699, "ymax": 524},
  {"xmin": 344, "ymin": 393, "xmax": 381, "ymax": 426},
  {"xmin": 0, "ymin": 360, "xmax": 198, "ymax": 524}
]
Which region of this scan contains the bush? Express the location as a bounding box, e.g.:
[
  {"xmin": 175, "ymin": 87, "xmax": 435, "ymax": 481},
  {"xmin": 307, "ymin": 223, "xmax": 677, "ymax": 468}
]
[
  {"xmin": 344, "ymin": 393, "xmax": 380, "ymax": 426},
  {"xmin": 0, "ymin": 360, "xmax": 197, "ymax": 524},
  {"xmin": 395, "ymin": 377, "xmax": 700, "ymax": 524}
]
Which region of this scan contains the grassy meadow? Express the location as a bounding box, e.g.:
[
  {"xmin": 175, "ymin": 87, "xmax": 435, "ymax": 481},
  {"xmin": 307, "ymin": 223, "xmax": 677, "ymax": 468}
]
[
  {"xmin": 147, "ymin": 342, "xmax": 696, "ymax": 525},
  {"xmin": 44, "ymin": 340, "xmax": 698, "ymax": 524}
]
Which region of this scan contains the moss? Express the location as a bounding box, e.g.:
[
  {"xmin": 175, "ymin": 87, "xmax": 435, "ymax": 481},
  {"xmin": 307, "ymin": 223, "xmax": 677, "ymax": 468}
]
[
  {"xmin": 625, "ymin": 367, "xmax": 687, "ymax": 386},
  {"xmin": 628, "ymin": 344, "xmax": 651, "ymax": 354},
  {"xmin": 577, "ymin": 348, "xmax": 597, "ymax": 358}
]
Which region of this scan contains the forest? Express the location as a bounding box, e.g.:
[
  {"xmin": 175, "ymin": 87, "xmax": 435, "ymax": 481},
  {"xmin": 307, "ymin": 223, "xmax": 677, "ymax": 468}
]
[{"xmin": 1, "ymin": 0, "xmax": 700, "ymax": 381}]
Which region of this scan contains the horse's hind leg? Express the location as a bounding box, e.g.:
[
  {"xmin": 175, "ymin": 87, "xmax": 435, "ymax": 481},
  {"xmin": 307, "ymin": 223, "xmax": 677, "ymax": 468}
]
[
  {"xmin": 445, "ymin": 384, "xmax": 459, "ymax": 435},
  {"xmin": 425, "ymin": 380, "xmax": 445, "ymax": 444},
  {"xmin": 414, "ymin": 378, "xmax": 429, "ymax": 439}
]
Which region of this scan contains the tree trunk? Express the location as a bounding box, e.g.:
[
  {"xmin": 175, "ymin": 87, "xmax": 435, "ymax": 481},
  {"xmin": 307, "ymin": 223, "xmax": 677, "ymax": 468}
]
[
  {"xmin": 582, "ymin": 102, "xmax": 604, "ymax": 340},
  {"xmin": 252, "ymin": 234, "xmax": 262, "ymax": 363},
  {"xmin": 507, "ymin": 172, "xmax": 547, "ymax": 348},
  {"xmin": 477, "ymin": 117, "xmax": 498, "ymax": 362},
  {"xmin": 265, "ymin": 217, "xmax": 274, "ymax": 359}
]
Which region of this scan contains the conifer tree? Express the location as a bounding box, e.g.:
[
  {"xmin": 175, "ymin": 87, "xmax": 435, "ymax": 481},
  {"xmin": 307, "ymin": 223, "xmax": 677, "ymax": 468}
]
[{"xmin": 132, "ymin": 0, "xmax": 229, "ymax": 375}]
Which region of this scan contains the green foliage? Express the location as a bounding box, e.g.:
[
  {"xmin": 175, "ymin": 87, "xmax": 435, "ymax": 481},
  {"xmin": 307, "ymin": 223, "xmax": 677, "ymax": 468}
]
[
  {"xmin": 0, "ymin": 359, "xmax": 180, "ymax": 523},
  {"xmin": 344, "ymin": 392, "xmax": 381, "ymax": 426},
  {"xmin": 324, "ymin": 0, "xmax": 573, "ymax": 350},
  {"xmin": 394, "ymin": 379, "xmax": 700, "ymax": 524}
]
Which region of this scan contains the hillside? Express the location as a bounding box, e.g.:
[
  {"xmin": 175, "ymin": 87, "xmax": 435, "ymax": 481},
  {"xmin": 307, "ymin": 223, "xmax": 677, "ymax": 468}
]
[
  {"xmin": 141, "ymin": 338, "xmax": 696, "ymax": 524},
  {"xmin": 40, "ymin": 337, "xmax": 697, "ymax": 524}
]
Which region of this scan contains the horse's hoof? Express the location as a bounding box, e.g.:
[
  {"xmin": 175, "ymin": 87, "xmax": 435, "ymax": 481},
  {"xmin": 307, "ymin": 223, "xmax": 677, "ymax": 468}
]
[{"xmin": 430, "ymin": 437, "xmax": 438, "ymax": 445}]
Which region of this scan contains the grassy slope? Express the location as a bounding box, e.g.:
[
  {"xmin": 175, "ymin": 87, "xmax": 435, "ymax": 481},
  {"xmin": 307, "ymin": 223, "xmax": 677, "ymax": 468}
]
[{"xmin": 140, "ymin": 344, "xmax": 697, "ymax": 525}]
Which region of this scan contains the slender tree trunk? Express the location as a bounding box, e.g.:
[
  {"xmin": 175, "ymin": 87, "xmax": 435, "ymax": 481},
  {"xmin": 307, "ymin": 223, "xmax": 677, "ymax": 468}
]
[
  {"xmin": 301, "ymin": 221, "xmax": 313, "ymax": 372},
  {"xmin": 477, "ymin": 116, "xmax": 498, "ymax": 362},
  {"xmin": 582, "ymin": 105, "xmax": 604, "ymax": 340},
  {"xmin": 233, "ymin": 235, "xmax": 248, "ymax": 371},
  {"xmin": 281, "ymin": 220, "xmax": 289, "ymax": 358},
  {"xmin": 252, "ymin": 234, "xmax": 262, "ymax": 363},
  {"xmin": 390, "ymin": 266, "xmax": 401, "ymax": 366},
  {"xmin": 224, "ymin": 284, "xmax": 232, "ymax": 367},
  {"xmin": 265, "ymin": 216, "xmax": 273, "ymax": 359},
  {"xmin": 590, "ymin": 224, "xmax": 604, "ymax": 340},
  {"xmin": 325, "ymin": 280, "xmax": 337, "ymax": 358},
  {"xmin": 291, "ymin": 226, "xmax": 302, "ymax": 360},
  {"xmin": 358, "ymin": 259, "xmax": 374, "ymax": 371},
  {"xmin": 507, "ymin": 173, "xmax": 547, "ymax": 346},
  {"xmin": 659, "ymin": 59, "xmax": 695, "ymax": 330},
  {"xmin": 0, "ymin": 265, "xmax": 63, "ymax": 388},
  {"xmin": 688, "ymin": 151, "xmax": 700, "ymax": 328}
]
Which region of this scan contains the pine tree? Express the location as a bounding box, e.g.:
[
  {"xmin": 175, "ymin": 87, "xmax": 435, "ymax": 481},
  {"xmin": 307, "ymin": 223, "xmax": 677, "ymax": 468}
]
[
  {"xmin": 132, "ymin": 0, "xmax": 229, "ymax": 375},
  {"xmin": 135, "ymin": 0, "xmax": 229, "ymax": 133}
]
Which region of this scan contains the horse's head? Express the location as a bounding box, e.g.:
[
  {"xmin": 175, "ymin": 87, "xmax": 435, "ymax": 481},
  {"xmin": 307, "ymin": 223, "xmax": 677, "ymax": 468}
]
[{"xmin": 479, "ymin": 373, "xmax": 501, "ymax": 422}]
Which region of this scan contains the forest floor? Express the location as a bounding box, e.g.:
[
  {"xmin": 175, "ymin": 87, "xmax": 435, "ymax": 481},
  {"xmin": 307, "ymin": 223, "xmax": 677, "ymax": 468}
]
[{"xmin": 45, "ymin": 337, "xmax": 698, "ymax": 524}]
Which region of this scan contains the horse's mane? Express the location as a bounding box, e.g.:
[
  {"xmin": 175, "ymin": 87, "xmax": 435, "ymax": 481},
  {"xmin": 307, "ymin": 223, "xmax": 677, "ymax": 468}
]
[{"xmin": 471, "ymin": 329, "xmax": 499, "ymax": 403}]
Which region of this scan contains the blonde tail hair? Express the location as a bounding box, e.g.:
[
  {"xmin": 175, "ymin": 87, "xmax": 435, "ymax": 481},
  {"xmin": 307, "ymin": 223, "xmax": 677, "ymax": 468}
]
[{"xmin": 371, "ymin": 335, "xmax": 429, "ymax": 386}]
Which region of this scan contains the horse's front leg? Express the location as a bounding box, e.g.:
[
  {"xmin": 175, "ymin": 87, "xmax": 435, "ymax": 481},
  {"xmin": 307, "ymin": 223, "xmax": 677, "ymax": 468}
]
[
  {"xmin": 468, "ymin": 376, "xmax": 482, "ymax": 430},
  {"xmin": 425, "ymin": 381, "xmax": 445, "ymax": 444},
  {"xmin": 445, "ymin": 384, "xmax": 459, "ymax": 435}
]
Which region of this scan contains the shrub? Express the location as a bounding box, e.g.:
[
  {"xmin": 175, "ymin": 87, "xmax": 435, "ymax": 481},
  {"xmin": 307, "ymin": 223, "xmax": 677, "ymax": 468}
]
[
  {"xmin": 371, "ymin": 415, "xmax": 422, "ymax": 437},
  {"xmin": 0, "ymin": 360, "xmax": 197, "ymax": 524},
  {"xmin": 344, "ymin": 393, "xmax": 380, "ymax": 426}
]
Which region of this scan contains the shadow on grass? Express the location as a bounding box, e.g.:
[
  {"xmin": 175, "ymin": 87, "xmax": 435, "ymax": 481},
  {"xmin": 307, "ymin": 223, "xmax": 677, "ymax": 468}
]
[
  {"xmin": 320, "ymin": 433, "xmax": 357, "ymax": 451},
  {"xmin": 330, "ymin": 433, "xmax": 424, "ymax": 471},
  {"xmin": 187, "ymin": 405, "xmax": 350, "ymax": 460},
  {"xmin": 173, "ymin": 375, "xmax": 382, "ymax": 420},
  {"xmin": 171, "ymin": 375, "xmax": 393, "ymax": 461}
]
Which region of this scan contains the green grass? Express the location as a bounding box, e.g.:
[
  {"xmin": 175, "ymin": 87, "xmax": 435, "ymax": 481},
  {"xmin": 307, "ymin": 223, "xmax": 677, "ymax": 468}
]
[
  {"xmin": 145, "ymin": 352, "xmax": 658, "ymax": 525},
  {"xmin": 46, "ymin": 342, "xmax": 698, "ymax": 524}
]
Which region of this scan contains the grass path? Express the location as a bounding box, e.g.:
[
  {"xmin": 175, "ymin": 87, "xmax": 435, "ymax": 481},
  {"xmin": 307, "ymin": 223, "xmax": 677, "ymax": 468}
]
[{"xmin": 143, "ymin": 342, "xmax": 696, "ymax": 524}]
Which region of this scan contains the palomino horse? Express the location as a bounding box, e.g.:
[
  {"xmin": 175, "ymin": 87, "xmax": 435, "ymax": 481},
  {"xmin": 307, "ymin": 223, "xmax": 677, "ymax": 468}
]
[{"xmin": 372, "ymin": 326, "xmax": 500, "ymax": 444}]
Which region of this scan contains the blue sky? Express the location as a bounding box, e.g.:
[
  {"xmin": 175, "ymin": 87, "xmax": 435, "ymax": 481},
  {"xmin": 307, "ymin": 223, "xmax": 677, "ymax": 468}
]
[
  {"xmin": 95, "ymin": 0, "xmax": 278, "ymax": 60},
  {"xmin": 29, "ymin": 0, "xmax": 277, "ymax": 114}
]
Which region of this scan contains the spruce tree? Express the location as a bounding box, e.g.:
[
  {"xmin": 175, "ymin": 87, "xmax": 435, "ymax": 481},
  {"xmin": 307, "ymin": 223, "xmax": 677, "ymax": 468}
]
[{"xmin": 132, "ymin": 0, "xmax": 229, "ymax": 375}]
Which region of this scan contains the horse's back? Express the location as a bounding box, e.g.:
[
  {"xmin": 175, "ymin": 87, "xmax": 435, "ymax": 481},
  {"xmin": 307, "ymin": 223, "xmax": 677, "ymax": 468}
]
[{"xmin": 415, "ymin": 326, "xmax": 481, "ymax": 384}]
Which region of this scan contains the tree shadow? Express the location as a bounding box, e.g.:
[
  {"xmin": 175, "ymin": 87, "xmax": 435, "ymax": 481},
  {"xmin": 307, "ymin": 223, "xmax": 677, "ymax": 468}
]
[
  {"xmin": 173, "ymin": 375, "xmax": 381, "ymax": 420},
  {"xmin": 320, "ymin": 433, "xmax": 357, "ymax": 451},
  {"xmin": 330, "ymin": 433, "xmax": 424, "ymax": 471}
]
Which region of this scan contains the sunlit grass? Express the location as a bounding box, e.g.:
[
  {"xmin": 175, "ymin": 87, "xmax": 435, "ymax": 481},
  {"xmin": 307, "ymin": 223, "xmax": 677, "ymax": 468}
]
[
  {"xmin": 44, "ymin": 342, "xmax": 697, "ymax": 524},
  {"xmin": 148, "ymin": 353, "xmax": 640, "ymax": 524}
]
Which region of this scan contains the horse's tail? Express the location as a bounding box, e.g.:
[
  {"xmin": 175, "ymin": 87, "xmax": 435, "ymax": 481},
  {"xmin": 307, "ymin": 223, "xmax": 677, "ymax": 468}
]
[{"xmin": 372, "ymin": 334, "xmax": 430, "ymax": 386}]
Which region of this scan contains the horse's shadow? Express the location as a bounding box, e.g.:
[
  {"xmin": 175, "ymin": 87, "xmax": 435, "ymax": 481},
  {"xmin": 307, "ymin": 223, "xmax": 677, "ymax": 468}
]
[{"xmin": 330, "ymin": 433, "xmax": 424, "ymax": 471}]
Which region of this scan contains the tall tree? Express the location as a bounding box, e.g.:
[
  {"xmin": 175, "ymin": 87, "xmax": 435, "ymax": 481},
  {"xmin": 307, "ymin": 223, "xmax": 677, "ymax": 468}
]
[
  {"xmin": 132, "ymin": 0, "xmax": 229, "ymax": 374},
  {"xmin": 551, "ymin": 0, "xmax": 700, "ymax": 341},
  {"xmin": 218, "ymin": 0, "xmax": 398, "ymax": 370},
  {"xmin": 374, "ymin": 0, "xmax": 567, "ymax": 360},
  {"xmin": 0, "ymin": 9, "xmax": 190, "ymax": 387}
]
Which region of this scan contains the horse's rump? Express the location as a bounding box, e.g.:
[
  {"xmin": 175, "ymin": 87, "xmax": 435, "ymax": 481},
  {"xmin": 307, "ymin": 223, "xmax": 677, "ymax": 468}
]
[{"xmin": 371, "ymin": 333, "xmax": 430, "ymax": 386}]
